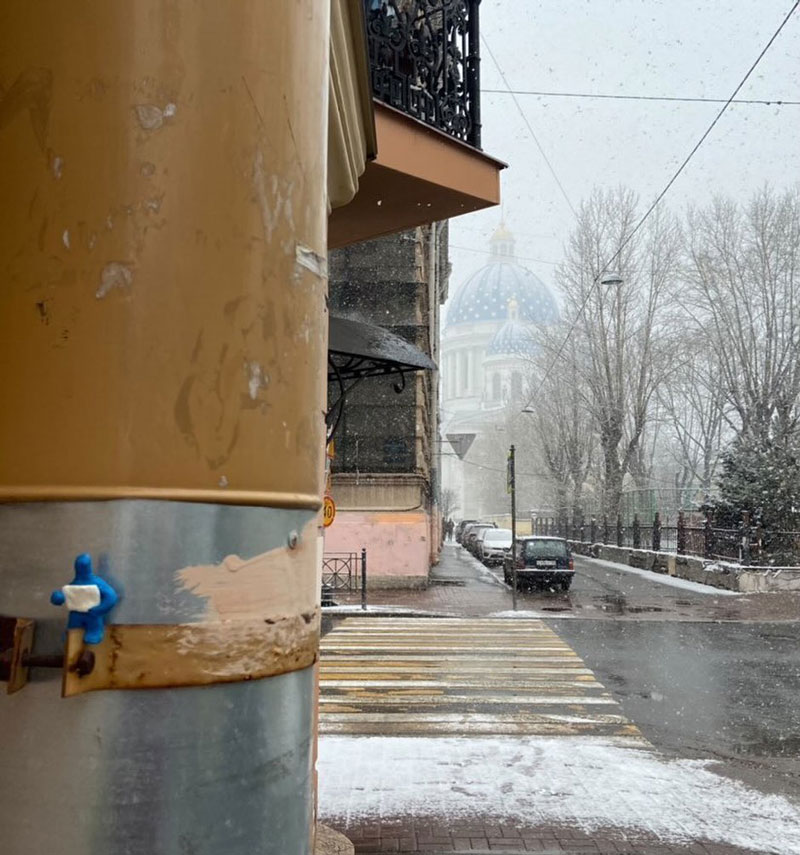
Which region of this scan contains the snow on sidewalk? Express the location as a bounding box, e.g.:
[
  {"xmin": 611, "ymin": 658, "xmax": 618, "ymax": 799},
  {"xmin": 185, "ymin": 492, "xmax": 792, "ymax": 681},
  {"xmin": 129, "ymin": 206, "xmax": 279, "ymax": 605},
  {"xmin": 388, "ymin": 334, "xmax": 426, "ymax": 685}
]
[
  {"xmin": 318, "ymin": 734, "xmax": 800, "ymax": 854},
  {"xmin": 585, "ymin": 555, "xmax": 741, "ymax": 595}
]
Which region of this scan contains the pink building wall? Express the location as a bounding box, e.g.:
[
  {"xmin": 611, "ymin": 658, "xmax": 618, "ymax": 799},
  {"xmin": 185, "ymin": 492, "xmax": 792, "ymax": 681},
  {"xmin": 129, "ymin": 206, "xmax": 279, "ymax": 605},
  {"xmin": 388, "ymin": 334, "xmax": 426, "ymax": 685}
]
[{"xmin": 324, "ymin": 510, "xmax": 431, "ymax": 587}]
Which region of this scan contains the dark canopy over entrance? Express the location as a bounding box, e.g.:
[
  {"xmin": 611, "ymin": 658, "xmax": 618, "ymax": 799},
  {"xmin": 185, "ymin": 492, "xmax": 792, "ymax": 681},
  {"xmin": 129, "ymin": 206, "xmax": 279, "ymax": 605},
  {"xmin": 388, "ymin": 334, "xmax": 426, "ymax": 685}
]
[{"xmin": 326, "ymin": 314, "xmax": 436, "ymax": 439}]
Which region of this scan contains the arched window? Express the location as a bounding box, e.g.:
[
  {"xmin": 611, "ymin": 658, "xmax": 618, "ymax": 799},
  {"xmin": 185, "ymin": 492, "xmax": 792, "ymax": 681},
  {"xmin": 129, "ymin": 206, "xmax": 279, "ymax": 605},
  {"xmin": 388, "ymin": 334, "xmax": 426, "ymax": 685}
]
[{"xmin": 491, "ymin": 373, "xmax": 501, "ymax": 400}]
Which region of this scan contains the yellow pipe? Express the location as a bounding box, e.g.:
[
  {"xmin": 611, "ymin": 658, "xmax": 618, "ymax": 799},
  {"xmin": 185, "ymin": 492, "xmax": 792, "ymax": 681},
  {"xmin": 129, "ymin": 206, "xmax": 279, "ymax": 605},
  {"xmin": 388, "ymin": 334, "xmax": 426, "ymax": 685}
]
[{"xmin": 0, "ymin": 0, "xmax": 329, "ymax": 504}]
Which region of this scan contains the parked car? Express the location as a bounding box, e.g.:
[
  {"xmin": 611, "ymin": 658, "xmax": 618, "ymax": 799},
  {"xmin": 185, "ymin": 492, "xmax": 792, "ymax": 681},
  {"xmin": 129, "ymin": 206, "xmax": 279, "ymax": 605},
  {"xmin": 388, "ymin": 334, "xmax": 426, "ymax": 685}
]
[
  {"xmin": 464, "ymin": 523, "xmax": 497, "ymax": 555},
  {"xmin": 478, "ymin": 527, "xmax": 512, "ymax": 565},
  {"xmin": 474, "ymin": 527, "xmax": 493, "ymax": 559},
  {"xmin": 503, "ymin": 536, "xmax": 574, "ymax": 591},
  {"xmin": 460, "ymin": 521, "xmax": 481, "ymax": 547},
  {"xmin": 455, "ymin": 519, "xmax": 478, "ymax": 544}
]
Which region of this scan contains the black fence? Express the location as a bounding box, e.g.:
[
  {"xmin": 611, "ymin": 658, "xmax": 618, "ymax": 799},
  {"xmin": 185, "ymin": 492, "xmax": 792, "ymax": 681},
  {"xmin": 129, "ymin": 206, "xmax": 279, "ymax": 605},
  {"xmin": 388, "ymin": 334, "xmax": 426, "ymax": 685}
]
[
  {"xmin": 322, "ymin": 550, "xmax": 369, "ymax": 609},
  {"xmin": 322, "ymin": 552, "xmax": 362, "ymax": 591},
  {"xmin": 364, "ymin": 0, "xmax": 482, "ymax": 147},
  {"xmin": 532, "ymin": 511, "xmax": 800, "ymax": 567}
]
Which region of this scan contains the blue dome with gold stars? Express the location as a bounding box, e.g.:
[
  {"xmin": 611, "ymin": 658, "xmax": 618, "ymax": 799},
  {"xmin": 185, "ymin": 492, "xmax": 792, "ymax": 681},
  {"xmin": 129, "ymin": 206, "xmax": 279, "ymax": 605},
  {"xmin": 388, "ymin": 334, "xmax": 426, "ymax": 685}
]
[
  {"xmin": 488, "ymin": 319, "xmax": 537, "ymax": 357},
  {"xmin": 446, "ymin": 226, "xmax": 559, "ymax": 327}
]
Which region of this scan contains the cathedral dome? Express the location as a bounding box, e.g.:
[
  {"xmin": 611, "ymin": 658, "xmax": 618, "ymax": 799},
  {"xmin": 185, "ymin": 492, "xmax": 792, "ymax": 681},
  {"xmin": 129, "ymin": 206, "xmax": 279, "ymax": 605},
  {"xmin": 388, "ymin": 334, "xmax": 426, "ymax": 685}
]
[
  {"xmin": 487, "ymin": 319, "xmax": 537, "ymax": 357},
  {"xmin": 446, "ymin": 225, "xmax": 559, "ymax": 327},
  {"xmin": 487, "ymin": 297, "xmax": 537, "ymax": 357}
]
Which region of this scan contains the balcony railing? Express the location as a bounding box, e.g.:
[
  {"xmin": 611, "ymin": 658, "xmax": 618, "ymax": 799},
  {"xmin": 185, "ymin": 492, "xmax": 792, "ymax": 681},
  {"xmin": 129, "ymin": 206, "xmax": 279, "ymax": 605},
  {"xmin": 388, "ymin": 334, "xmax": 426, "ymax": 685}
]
[{"xmin": 364, "ymin": 0, "xmax": 482, "ymax": 148}]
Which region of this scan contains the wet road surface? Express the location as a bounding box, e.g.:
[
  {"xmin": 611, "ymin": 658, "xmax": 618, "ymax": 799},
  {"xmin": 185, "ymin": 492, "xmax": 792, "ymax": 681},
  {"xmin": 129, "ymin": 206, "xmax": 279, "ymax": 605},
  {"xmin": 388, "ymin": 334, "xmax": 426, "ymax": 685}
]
[
  {"xmin": 492, "ymin": 551, "xmax": 800, "ymax": 797},
  {"xmin": 507, "ymin": 553, "xmax": 794, "ymax": 622},
  {"xmin": 552, "ymin": 615, "xmax": 800, "ymax": 799}
]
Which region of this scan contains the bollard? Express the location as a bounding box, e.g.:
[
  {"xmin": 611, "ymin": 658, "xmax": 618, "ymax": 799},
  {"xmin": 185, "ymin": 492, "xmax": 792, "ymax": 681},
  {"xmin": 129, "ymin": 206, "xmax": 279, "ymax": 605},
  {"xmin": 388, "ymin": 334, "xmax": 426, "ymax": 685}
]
[
  {"xmin": 361, "ymin": 548, "xmax": 368, "ymax": 611},
  {"xmin": 704, "ymin": 514, "xmax": 714, "ymax": 558},
  {"xmin": 741, "ymin": 511, "xmax": 751, "ymax": 566}
]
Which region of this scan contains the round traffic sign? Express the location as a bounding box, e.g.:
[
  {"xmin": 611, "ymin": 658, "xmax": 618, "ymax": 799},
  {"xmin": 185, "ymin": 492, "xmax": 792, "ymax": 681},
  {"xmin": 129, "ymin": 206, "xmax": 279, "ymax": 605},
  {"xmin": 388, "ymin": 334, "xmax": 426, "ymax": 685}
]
[{"xmin": 323, "ymin": 495, "xmax": 336, "ymax": 527}]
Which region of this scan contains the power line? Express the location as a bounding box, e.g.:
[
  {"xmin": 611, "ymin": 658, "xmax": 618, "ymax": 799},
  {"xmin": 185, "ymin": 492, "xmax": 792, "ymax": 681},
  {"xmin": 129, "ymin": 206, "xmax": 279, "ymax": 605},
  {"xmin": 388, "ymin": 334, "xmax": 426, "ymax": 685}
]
[
  {"xmin": 481, "ymin": 35, "xmax": 578, "ymax": 219},
  {"xmin": 459, "ymin": 455, "xmax": 548, "ymax": 479},
  {"xmin": 530, "ymin": 0, "xmax": 800, "ymax": 398},
  {"xmin": 482, "ymin": 88, "xmax": 800, "ymax": 107},
  {"xmin": 449, "ymin": 243, "xmax": 560, "ymax": 266}
]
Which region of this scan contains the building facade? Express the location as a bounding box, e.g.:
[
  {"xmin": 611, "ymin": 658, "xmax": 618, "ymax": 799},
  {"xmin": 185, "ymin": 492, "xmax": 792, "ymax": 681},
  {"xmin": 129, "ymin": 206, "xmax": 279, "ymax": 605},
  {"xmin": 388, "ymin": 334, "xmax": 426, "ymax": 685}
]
[{"xmin": 325, "ymin": 223, "xmax": 450, "ymax": 587}]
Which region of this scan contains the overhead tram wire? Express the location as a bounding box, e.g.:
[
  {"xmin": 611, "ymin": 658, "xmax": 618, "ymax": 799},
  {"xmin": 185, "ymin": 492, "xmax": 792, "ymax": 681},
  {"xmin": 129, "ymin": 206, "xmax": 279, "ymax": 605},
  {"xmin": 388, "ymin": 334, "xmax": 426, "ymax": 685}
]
[
  {"xmin": 482, "ymin": 88, "xmax": 800, "ymax": 107},
  {"xmin": 449, "ymin": 243, "xmax": 560, "ymax": 266},
  {"xmin": 529, "ymin": 0, "xmax": 800, "ymax": 399},
  {"xmin": 481, "ymin": 35, "xmax": 578, "ymax": 219}
]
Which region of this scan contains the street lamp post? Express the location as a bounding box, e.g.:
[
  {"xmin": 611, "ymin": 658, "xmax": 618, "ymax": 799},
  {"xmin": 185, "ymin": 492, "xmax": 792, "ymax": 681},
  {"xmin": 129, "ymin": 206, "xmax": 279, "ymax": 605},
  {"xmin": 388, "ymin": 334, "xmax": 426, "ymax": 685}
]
[{"xmin": 507, "ymin": 444, "xmax": 517, "ymax": 610}]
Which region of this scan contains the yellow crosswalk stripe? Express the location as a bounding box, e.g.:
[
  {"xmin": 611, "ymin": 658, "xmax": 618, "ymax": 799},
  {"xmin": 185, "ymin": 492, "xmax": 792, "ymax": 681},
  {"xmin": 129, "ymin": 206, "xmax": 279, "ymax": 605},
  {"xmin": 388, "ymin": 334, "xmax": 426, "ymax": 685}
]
[{"xmin": 319, "ymin": 617, "xmax": 643, "ymax": 740}]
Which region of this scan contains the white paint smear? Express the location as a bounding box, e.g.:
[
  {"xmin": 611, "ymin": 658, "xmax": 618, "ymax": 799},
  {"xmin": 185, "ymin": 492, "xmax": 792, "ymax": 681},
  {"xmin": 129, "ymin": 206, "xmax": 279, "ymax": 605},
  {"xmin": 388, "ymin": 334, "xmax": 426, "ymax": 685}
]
[
  {"xmin": 96, "ymin": 262, "xmax": 133, "ymax": 299},
  {"xmin": 246, "ymin": 361, "xmax": 268, "ymax": 400},
  {"xmin": 295, "ymin": 244, "xmax": 327, "ymax": 278},
  {"xmin": 134, "ymin": 102, "xmax": 176, "ymax": 131},
  {"xmin": 62, "ymin": 229, "xmax": 70, "ymax": 249},
  {"xmin": 318, "ymin": 735, "xmax": 800, "ymax": 854}
]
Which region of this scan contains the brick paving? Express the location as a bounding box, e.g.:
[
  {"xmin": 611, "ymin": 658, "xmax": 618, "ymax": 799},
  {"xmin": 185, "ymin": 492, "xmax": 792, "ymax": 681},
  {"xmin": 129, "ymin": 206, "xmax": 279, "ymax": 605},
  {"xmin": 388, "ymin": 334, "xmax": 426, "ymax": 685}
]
[{"xmin": 328, "ymin": 818, "xmax": 764, "ymax": 854}]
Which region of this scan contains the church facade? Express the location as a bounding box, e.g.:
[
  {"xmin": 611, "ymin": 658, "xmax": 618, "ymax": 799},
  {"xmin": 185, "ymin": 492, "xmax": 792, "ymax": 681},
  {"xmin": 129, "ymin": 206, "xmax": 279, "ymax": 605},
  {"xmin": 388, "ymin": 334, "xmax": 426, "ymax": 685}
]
[{"xmin": 441, "ymin": 227, "xmax": 560, "ymax": 520}]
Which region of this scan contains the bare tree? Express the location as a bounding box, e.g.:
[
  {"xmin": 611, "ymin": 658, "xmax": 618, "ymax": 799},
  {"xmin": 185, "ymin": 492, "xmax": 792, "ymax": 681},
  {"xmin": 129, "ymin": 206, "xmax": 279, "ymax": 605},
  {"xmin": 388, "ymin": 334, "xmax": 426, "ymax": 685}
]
[
  {"xmin": 551, "ymin": 187, "xmax": 680, "ymax": 520},
  {"xmin": 683, "ymin": 187, "xmax": 800, "ymax": 447},
  {"xmin": 440, "ymin": 487, "xmax": 459, "ymax": 521},
  {"xmin": 656, "ymin": 343, "xmax": 727, "ymax": 496},
  {"xmin": 524, "ymin": 337, "xmax": 594, "ymax": 520}
]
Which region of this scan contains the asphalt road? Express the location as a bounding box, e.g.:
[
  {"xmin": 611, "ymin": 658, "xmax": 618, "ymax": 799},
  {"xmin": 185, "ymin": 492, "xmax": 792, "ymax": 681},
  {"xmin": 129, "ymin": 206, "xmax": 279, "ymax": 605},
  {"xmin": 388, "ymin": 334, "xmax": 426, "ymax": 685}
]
[
  {"xmin": 510, "ymin": 553, "xmax": 752, "ymax": 621},
  {"xmin": 540, "ymin": 556, "xmax": 800, "ymax": 800}
]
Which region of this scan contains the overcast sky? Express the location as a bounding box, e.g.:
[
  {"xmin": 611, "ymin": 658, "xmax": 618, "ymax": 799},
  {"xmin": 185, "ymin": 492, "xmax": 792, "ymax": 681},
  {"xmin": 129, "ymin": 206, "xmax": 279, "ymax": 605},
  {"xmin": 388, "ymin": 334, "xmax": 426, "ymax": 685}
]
[{"xmin": 447, "ymin": 0, "xmax": 800, "ymax": 302}]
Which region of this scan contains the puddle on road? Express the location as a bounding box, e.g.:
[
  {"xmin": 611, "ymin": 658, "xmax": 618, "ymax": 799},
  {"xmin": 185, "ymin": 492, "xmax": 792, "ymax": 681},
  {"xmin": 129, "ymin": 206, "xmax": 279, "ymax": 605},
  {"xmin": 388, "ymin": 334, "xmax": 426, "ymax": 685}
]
[{"xmin": 596, "ymin": 594, "xmax": 665, "ymax": 616}]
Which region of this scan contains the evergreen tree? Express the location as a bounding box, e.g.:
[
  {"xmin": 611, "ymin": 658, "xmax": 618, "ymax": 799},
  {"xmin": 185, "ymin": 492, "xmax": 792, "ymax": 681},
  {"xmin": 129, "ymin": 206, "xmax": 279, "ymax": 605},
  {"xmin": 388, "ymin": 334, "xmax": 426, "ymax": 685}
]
[{"xmin": 707, "ymin": 433, "xmax": 800, "ymax": 563}]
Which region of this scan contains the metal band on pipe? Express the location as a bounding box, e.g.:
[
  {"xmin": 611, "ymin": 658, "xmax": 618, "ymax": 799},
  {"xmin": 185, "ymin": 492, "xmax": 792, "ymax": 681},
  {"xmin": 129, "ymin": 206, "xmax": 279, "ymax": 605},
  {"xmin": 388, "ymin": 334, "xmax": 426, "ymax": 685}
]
[{"xmin": 62, "ymin": 610, "xmax": 320, "ymax": 697}]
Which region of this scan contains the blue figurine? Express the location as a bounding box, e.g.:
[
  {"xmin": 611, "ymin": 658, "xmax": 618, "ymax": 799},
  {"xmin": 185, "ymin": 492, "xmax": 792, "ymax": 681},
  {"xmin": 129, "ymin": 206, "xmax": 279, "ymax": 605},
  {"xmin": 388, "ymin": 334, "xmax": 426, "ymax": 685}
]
[{"xmin": 50, "ymin": 553, "xmax": 119, "ymax": 644}]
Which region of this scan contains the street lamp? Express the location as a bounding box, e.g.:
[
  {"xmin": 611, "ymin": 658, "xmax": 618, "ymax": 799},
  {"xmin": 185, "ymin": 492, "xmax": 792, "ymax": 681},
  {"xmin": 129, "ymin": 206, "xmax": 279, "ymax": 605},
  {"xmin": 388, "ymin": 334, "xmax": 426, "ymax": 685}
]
[{"xmin": 600, "ymin": 271, "xmax": 623, "ymax": 286}]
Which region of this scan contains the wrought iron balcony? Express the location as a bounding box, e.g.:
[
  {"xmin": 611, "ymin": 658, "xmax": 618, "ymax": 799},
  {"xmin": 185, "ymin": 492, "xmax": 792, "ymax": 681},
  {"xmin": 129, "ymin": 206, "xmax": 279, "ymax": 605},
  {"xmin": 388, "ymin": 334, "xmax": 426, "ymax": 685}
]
[{"xmin": 364, "ymin": 0, "xmax": 482, "ymax": 148}]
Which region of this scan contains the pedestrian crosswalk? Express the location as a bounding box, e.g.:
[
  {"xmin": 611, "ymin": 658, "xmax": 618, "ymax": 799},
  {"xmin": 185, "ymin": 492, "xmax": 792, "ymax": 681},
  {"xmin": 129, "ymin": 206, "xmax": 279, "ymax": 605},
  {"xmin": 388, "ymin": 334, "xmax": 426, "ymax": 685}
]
[{"xmin": 319, "ymin": 617, "xmax": 644, "ymax": 740}]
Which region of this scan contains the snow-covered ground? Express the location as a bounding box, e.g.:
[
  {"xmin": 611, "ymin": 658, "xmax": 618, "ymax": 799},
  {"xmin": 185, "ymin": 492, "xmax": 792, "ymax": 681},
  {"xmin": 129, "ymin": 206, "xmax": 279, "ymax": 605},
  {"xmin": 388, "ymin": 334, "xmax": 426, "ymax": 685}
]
[
  {"xmin": 321, "ymin": 605, "xmax": 436, "ymax": 616},
  {"xmin": 585, "ymin": 555, "xmax": 740, "ymax": 596},
  {"xmin": 319, "ymin": 734, "xmax": 800, "ymax": 854}
]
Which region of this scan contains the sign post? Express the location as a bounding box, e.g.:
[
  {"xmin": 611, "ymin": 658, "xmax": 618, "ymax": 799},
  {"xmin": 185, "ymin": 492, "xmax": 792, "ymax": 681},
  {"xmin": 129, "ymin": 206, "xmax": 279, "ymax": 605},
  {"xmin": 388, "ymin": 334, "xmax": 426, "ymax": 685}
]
[{"xmin": 507, "ymin": 444, "xmax": 517, "ymax": 611}]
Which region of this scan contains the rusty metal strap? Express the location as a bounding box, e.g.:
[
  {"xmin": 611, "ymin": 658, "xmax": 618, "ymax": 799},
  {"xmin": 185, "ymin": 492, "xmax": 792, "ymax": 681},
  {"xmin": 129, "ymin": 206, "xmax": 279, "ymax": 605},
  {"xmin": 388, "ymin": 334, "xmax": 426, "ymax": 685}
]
[{"xmin": 63, "ymin": 610, "xmax": 319, "ymax": 697}]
